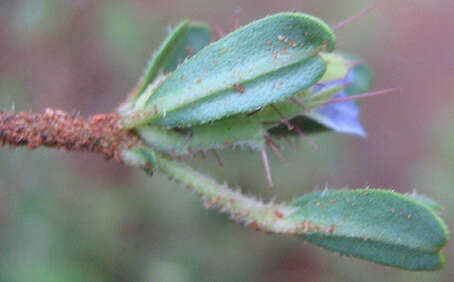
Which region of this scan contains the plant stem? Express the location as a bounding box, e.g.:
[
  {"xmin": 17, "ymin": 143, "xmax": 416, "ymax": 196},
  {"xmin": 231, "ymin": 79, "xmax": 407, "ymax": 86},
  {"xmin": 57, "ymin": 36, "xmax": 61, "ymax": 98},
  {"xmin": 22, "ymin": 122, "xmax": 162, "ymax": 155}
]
[
  {"xmin": 0, "ymin": 109, "xmax": 142, "ymax": 161},
  {"xmin": 130, "ymin": 148, "xmax": 301, "ymax": 234}
]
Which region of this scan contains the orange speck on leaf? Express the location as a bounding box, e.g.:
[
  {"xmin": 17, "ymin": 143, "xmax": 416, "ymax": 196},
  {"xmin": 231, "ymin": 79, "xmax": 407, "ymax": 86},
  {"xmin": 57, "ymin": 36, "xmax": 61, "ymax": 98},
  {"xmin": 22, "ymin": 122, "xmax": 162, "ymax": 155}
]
[
  {"xmin": 274, "ymin": 210, "xmax": 284, "ymax": 218},
  {"xmin": 328, "ymin": 224, "xmax": 335, "ymax": 235},
  {"xmin": 233, "ymin": 84, "xmax": 245, "ymax": 93}
]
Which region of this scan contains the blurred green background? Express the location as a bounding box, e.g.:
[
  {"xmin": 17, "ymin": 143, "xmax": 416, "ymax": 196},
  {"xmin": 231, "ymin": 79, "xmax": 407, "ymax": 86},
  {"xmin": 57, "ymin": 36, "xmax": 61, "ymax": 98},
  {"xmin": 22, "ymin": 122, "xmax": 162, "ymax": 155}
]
[{"xmin": 0, "ymin": 0, "xmax": 453, "ymax": 281}]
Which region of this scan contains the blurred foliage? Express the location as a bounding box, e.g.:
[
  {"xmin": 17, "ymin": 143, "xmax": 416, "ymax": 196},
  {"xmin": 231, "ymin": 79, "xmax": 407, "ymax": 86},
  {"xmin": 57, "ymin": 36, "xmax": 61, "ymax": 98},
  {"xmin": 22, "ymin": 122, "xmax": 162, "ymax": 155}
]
[{"xmin": 0, "ymin": 0, "xmax": 453, "ymax": 281}]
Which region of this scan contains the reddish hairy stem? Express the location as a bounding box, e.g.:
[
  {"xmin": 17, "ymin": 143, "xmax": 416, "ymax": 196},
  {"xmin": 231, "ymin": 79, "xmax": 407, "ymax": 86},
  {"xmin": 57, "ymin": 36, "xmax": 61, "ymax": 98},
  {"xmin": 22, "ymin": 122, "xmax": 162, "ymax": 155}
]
[{"xmin": 0, "ymin": 109, "xmax": 142, "ymax": 162}]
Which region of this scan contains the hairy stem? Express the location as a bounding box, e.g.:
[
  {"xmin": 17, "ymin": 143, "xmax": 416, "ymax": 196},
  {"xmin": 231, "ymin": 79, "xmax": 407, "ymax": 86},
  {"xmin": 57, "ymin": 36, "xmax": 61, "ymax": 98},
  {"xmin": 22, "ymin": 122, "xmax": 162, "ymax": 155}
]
[
  {"xmin": 0, "ymin": 109, "xmax": 142, "ymax": 161},
  {"xmin": 125, "ymin": 148, "xmax": 302, "ymax": 234}
]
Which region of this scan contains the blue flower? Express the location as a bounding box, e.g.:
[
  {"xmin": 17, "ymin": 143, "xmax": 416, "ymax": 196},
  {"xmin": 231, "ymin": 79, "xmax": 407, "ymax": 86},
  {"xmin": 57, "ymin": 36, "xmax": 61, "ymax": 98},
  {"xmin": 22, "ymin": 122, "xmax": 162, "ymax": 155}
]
[{"xmin": 301, "ymin": 59, "xmax": 372, "ymax": 137}]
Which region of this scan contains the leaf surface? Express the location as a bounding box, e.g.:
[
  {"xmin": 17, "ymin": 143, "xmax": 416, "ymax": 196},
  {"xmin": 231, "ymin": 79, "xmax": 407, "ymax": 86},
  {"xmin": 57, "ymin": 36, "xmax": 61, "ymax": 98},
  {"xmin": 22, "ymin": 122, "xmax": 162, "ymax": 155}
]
[
  {"xmin": 137, "ymin": 20, "xmax": 211, "ymax": 96},
  {"xmin": 138, "ymin": 115, "xmax": 265, "ymax": 155},
  {"xmin": 289, "ymin": 189, "xmax": 449, "ymax": 270},
  {"xmin": 122, "ymin": 13, "xmax": 336, "ymax": 128}
]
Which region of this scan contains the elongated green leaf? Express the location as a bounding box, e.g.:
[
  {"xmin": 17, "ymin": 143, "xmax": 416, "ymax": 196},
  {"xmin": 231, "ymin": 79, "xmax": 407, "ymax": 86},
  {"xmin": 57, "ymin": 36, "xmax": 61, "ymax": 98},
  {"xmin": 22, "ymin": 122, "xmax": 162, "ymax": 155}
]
[
  {"xmin": 119, "ymin": 21, "xmax": 211, "ymax": 115},
  {"xmin": 137, "ymin": 21, "xmax": 211, "ymax": 96},
  {"xmin": 122, "ymin": 13, "xmax": 336, "ymax": 128},
  {"xmin": 136, "ymin": 55, "xmax": 348, "ymax": 156},
  {"xmin": 150, "ymin": 57, "xmax": 326, "ymax": 126},
  {"xmin": 136, "ymin": 53, "xmax": 351, "ymax": 156},
  {"xmin": 135, "ymin": 51, "xmax": 366, "ymax": 157},
  {"xmin": 138, "ymin": 115, "xmax": 265, "ymax": 155},
  {"xmin": 289, "ymin": 189, "xmax": 449, "ymax": 270},
  {"xmin": 122, "ymin": 146, "xmax": 450, "ymax": 270}
]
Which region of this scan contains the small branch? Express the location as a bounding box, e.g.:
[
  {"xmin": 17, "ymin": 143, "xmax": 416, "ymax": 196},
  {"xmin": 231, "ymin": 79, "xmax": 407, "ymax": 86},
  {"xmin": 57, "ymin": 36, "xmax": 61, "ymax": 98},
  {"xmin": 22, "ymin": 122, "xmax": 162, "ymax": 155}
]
[
  {"xmin": 0, "ymin": 109, "xmax": 142, "ymax": 162},
  {"xmin": 128, "ymin": 148, "xmax": 301, "ymax": 235}
]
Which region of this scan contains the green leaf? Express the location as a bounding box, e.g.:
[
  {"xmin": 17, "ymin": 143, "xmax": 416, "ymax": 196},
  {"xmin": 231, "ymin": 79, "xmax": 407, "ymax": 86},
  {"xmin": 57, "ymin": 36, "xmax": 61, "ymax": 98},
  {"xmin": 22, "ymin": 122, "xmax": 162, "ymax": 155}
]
[
  {"xmin": 119, "ymin": 21, "xmax": 211, "ymax": 116},
  {"xmin": 135, "ymin": 56, "xmax": 347, "ymax": 156},
  {"xmin": 122, "ymin": 13, "xmax": 336, "ymax": 129},
  {"xmin": 289, "ymin": 189, "xmax": 449, "ymax": 270},
  {"xmin": 137, "ymin": 115, "xmax": 265, "ymax": 155},
  {"xmin": 135, "ymin": 53, "xmax": 352, "ymax": 156},
  {"xmin": 137, "ymin": 20, "xmax": 211, "ymax": 96},
  {"xmin": 123, "ymin": 146, "xmax": 450, "ymax": 270},
  {"xmin": 406, "ymin": 192, "xmax": 442, "ymax": 212}
]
